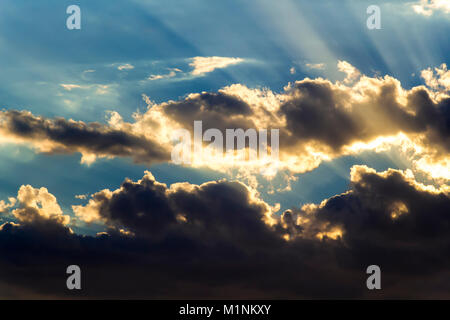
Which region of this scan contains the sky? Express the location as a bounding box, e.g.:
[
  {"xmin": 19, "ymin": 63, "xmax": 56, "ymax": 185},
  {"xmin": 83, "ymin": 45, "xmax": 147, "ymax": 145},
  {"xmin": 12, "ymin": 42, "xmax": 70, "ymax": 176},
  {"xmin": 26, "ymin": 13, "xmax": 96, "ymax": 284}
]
[{"xmin": 0, "ymin": 0, "xmax": 449, "ymax": 298}]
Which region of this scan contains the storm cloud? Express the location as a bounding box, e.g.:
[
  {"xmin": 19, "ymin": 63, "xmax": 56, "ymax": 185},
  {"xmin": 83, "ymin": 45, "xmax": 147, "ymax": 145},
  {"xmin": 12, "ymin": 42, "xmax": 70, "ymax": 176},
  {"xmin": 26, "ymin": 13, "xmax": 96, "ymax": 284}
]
[{"xmin": 1, "ymin": 165, "xmax": 449, "ymax": 299}]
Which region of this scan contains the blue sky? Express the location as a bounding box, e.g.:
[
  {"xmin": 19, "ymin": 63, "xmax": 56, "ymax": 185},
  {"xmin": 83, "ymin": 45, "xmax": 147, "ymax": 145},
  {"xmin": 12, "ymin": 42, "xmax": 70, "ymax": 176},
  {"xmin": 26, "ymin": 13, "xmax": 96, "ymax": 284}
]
[{"xmin": 0, "ymin": 0, "xmax": 448, "ymax": 231}]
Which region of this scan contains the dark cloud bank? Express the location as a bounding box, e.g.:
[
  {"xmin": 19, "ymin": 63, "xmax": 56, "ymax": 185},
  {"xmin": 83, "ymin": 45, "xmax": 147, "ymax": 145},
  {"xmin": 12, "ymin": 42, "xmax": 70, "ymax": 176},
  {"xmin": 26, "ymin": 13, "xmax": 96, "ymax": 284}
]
[{"xmin": 1, "ymin": 166, "xmax": 449, "ymax": 299}]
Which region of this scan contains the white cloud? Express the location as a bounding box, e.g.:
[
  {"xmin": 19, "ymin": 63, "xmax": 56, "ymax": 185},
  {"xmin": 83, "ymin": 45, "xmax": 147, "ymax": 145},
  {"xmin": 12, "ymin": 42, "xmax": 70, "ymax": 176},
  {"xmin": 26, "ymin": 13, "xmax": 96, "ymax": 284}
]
[
  {"xmin": 421, "ymin": 63, "xmax": 450, "ymax": 92},
  {"xmin": 305, "ymin": 63, "xmax": 325, "ymax": 70},
  {"xmin": 60, "ymin": 84, "xmax": 111, "ymax": 95},
  {"xmin": 0, "ymin": 198, "xmax": 16, "ymax": 213},
  {"xmin": 117, "ymin": 63, "xmax": 135, "ymax": 71},
  {"xmin": 9, "ymin": 185, "xmax": 70, "ymax": 225},
  {"xmin": 412, "ymin": 0, "xmax": 450, "ymax": 16},
  {"xmin": 337, "ymin": 60, "xmax": 361, "ymax": 84},
  {"xmin": 148, "ymin": 68, "xmax": 182, "ymax": 81},
  {"xmin": 189, "ymin": 56, "xmax": 244, "ymax": 76},
  {"xmin": 60, "ymin": 84, "xmax": 85, "ymax": 91}
]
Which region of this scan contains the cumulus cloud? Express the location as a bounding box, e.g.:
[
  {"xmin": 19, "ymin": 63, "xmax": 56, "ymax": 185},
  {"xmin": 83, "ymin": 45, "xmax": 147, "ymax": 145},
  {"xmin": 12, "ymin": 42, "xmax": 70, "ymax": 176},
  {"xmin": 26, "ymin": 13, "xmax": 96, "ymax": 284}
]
[
  {"xmin": 0, "ymin": 197, "xmax": 16, "ymax": 213},
  {"xmin": 337, "ymin": 60, "xmax": 361, "ymax": 83},
  {"xmin": 0, "ymin": 185, "xmax": 70, "ymax": 225},
  {"xmin": 1, "ymin": 166, "xmax": 449, "ymax": 298},
  {"xmin": 136, "ymin": 61, "xmax": 448, "ymax": 180},
  {"xmin": 281, "ymin": 165, "xmax": 450, "ymax": 242},
  {"xmin": 189, "ymin": 56, "xmax": 244, "ymax": 75},
  {"xmin": 73, "ymin": 171, "xmax": 275, "ymax": 238},
  {"xmin": 1, "ymin": 62, "xmax": 449, "ymax": 182}
]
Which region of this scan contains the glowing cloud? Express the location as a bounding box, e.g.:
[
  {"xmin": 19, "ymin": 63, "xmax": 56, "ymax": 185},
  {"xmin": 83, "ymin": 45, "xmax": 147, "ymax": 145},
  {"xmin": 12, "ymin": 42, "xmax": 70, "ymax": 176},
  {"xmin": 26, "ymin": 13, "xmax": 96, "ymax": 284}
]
[
  {"xmin": 1, "ymin": 185, "xmax": 70, "ymax": 225},
  {"xmin": 189, "ymin": 56, "xmax": 244, "ymax": 75}
]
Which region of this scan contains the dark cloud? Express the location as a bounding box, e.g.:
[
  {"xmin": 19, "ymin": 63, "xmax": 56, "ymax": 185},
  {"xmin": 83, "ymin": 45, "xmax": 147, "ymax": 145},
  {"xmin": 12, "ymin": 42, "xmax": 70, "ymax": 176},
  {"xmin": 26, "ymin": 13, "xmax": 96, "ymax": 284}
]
[
  {"xmin": 74, "ymin": 172, "xmax": 276, "ymax": 246},
  {"xmin": 412, "ymin": 91, "xmax": 450, "ymax": 153},
  {"xmin": 283, "ymin": 165, "xmax": 450, "ymax": 276},
  {"xmin": 163, "ymin": 91, "xmax": 255, "ymax": 132},
  {"xmin": 1, "ymin": 166, "xmax": 449, "ymax": 298},
  {"xmin": 0, "ymin": 110, "xmax": 170, "ymax": 164},
  {"xmin": 278, "ymin": 79, "xmax": 450, "ymax": 154},
  {"xmin": 279, "ymin": 80, "xmax": 360, "ymax": 151}
]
